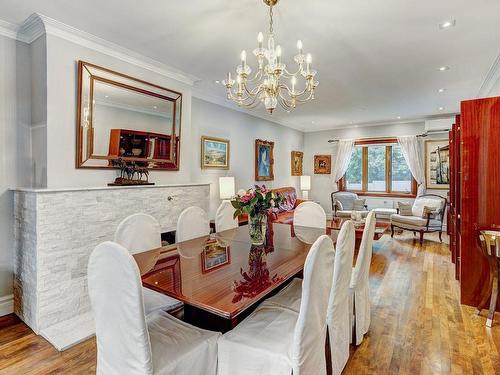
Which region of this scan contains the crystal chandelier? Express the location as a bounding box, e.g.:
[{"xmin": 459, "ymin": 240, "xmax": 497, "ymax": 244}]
[{"xmin": 222, "ymin": 0, "xmax": 318, "ymax": 114}]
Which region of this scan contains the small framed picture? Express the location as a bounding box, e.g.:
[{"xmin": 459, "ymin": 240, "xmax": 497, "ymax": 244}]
[
  {"xmin": 201, "ymin": 240, "xmax": 231, "ymax": 273},
  {"xmin": 255, "ymin": 139, "xmax": 274, "ymax": 181},
  {"xmin": 201, "ymin": 136, "xmax": 230, "ymax": 169},
  {"xmin": 291, "ymin": 151, "xmax": 303, "ymax": 176},
  {"xmin": 314, "ymin": 155, "xmax": 331, "ymax": 174},
  {"xmin": 425, "ymin": 139, "xmax": 450, "ymax": 189}
]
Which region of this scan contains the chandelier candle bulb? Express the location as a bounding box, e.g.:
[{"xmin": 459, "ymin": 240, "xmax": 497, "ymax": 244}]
[
  {"xmin": 276, "ymin": 45, "xmax": 282, "ymax": 65},
  {"xmin": 258, "ymin": 32, "xmax": 264, "ymax": 48},
  {"xmin": 297, "ymin": 39, "xmax": 303, "ymax": 54}
]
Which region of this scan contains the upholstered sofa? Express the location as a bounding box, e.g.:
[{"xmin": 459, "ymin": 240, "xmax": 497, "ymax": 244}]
[
  {"xmin": 390, "ymin": 194, "xmax": 447, "ymax": 244},
  {"xmin": 331, "ymin": 191, "xmax": 369, "ymax": 218},
  {"xmin": 268, "ymin": 187, "xmax": 306, "ymax": 224}
]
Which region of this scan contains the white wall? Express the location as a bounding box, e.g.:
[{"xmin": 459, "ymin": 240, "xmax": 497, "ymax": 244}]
[
  {"xmin": 44, "ymin": 34, "xmax": 193, "ymax": 188},
  {"xmin": 303, "ymin": 122, "xmax": 450, "ymax": 215},
  {"xmin": 0, "ymin": 35, "xmax": 32, "ymax": 303},
  {"xmin": 191, "ymin": 97, "xmax": 304, "ymax": 218}
]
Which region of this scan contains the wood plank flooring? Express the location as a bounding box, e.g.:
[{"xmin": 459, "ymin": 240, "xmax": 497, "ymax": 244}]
[{"xmin": 1, "ymin": 232, "xmax": 499, "ymax": 374}]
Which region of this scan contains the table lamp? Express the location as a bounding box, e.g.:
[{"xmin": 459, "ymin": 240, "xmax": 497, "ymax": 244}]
[
  {"xmin": 219, "ymin": 177, "xmax": 235, "ymax": 201},
  {"xmin": 300, "ymin": 175, "xmax": 311, "ymax": 200}
]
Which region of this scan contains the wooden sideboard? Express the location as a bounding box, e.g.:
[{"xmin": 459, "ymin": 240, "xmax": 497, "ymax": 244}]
[{"xmin": 453, "ymin": 96, "xmax": 500, "ymax": 309}]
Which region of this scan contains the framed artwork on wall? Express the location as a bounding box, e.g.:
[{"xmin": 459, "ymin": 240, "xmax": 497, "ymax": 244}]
[
  {"xmin": 314, "ymin": 155, "xmax": 331, "ymax": 174},
  {"xmin": 255, "ymin": 139, "xmax": 274, "ymax": 181},
  {"xmin": 425, "ymin": 139, "xmax": 450, "ymax": 189},
  {"xmin": 291, "ymin": 151, "xmax": 303, "ymax": 176},
  {"xmin": 201, "ymin": 136, "xmax": 230, "ymax": 169}
]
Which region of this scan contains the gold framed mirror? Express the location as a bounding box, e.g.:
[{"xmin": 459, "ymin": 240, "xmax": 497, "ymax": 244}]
[{"xmin": 76, "ymin": 61, "xmax": 182, "ymax": 170}]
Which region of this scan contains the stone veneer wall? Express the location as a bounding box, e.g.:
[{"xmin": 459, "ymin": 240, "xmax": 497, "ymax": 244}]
[{"xmin": 13, "ymin": 184, "xmax": 209, "ymax": 344}]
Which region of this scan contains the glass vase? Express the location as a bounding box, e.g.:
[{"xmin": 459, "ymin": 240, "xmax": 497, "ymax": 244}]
[{"xmin": 249, "ymin": 212, "xmax": 268, "ymax": 245}]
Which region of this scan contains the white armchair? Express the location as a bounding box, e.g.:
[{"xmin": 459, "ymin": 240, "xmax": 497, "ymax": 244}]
[
  {"xmin": 390, "ymin": 194, "xmax": 447, "ymax": 244},
  {"xmin": 331, "ymin": 191, "xmax": 369, "ymax": 218}
]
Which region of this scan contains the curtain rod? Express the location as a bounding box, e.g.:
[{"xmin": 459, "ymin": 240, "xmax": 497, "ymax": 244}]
[{"xmin": 327, "ymin": 129, "xmax": 449, "ymax": 143}]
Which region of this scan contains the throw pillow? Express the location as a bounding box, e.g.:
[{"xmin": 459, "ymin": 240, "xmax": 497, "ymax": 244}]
[
  {"xmin": 422, "ymin": 205, "xmax": 436, "ymax": 219},
  {"xmin": 398, "ymin": 202, "xmax": 413, "ymax": 216},
  {"xmin": 353, "ymin": 198, "xmax": 366, "ymax": 211}
]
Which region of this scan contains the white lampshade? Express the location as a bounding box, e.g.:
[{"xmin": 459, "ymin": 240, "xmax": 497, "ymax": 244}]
[
  {"xmin": 219, "ymin": 177, "xmax": 235, "ymax": 200},
  {"xmin": 300, "ymin": 175, "xmax": 311, "ymax": 191}
]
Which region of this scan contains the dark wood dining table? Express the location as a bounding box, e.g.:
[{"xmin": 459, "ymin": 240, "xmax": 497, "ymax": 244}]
[{"xmin": 132, "ymin": 220, "xmax": 388, "ymax": 332}]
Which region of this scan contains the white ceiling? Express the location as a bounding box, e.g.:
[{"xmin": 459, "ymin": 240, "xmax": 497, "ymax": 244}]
[{"xmin": 1, "ymin": 0, "xmax": 499, "ymax": 132}]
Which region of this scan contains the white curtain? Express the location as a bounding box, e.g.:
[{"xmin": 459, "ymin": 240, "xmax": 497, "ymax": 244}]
[
  {"xmin": 397, "ymin": 135, "xmax": 426, "ymax": 196},
  {"xmin": 332, "ymin": 139, "xmax": 354, "ymax": 191}
]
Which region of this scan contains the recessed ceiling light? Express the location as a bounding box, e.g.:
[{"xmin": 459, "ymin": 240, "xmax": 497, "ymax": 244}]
[
  {"xmin": 397, "ymin": 116, "xmax": 401, "ymax": 120},
  {"xmin": 311, "ymin": 121, "xmax": 315, "ymax": 124},
  {"xmin": 215, "ymin": 80, "xmax": 220, "ymax": 84},
  {"xmin": 153, "ymin": 106, "xmax": 158, "ymax": 109},
  {"xmin": 438, "ymin": 88, "xmax": 446, "ymax": 93},
  {"xmin": 105, "ymin": 95, "xmax": 109, "ymax": 98},
  {"xmin": 438, "ymin": 66, "xmax": 450, "ymax": 71},
  {"xmin": 439, "ymin": 19, "xmax": 456, "ymax": 29},
  {"xmin": 438, "ymin": 106, "xmax": 445, "ymax": 111}
]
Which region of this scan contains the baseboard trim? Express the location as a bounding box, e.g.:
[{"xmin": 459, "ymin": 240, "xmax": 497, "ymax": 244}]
[{"xmin": 0, "ymin": 295, "xmax": 14, "ymax": 317}]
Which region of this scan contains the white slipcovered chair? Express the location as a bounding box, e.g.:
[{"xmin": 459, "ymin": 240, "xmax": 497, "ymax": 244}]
[
  {"xmin": 87, "ymin": 241, "xmax": 220, "ymax": 375},
  {"xmin": 215, "ymin": 200, "xmax": 238, "ymax": 232},
  {"xmin": 331, "ymin": 191, "xmax": 369, "ymax": 218},
  {"xmin": 351, "ymin": 211, "xmax": 376, "ymax": 345},
  {"xmin": 261, "ymin": 221, "xmax": 355, "ymax": 375},
  {"xmin": 176, "ymin": 206, "xmax": 210, "ymax": 242},
  {"xmin": 293, "ymin": 201, "xmax": 327, "ymax": 229},
  {"xmin": 114, "ymin": 213, "xmax": 183, "ymax": 314},
  {"xmin": 217, "ymin": 235, "xmax": 335, "ymax": 375},
  {"xmin": 390, "ymin": 194, "xmax": 447, "ymax": 244}
]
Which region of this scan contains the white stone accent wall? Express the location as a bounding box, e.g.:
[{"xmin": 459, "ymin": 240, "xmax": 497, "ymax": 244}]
[{"xmin": 13, "ymin": 184, "xmax": 209, "ymax": 349}]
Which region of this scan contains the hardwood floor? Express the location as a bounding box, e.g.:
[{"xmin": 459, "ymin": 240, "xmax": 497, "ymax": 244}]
[{"xmin": 1, "ymin": 232, "xmax": 500, "ymax": 374}]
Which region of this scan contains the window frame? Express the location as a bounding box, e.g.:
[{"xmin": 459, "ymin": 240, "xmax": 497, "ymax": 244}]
[{"xmin": 339, "ymin": 138, "xmax": 417, "ymax": 198}]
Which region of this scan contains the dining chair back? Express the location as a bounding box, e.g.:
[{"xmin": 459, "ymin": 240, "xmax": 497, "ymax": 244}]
[
  {"xmin": 327, "ymin": 221, "xmax": 355, "ymax": 375},
  {"xmin": 215, "ymin": 201, "xmax": 238, "ymax": 232},
  {"xmin": 291, "ymin": 234, "xmax": 335, "ymax": 375},
  {"xmin": 88, "ymin": 241, "xmax": 153, "ymax": 375},
  {"xmin": 293, "ymin": 201, "xmax": 327, "ymax": 229},
  {"xmin": 351, "ymin": 211, "xmax": 376, "ymax": 345},
  {"xmin": 176, "ymin": 206, "xmax": 210, "ymax": 242},
  {"xmin": 115, "ymin": 213, "xmax": 161, "ymax": 254},
  {"xmin": 115, "ymin": 213, "xmax": 183, "ymax": 314}
]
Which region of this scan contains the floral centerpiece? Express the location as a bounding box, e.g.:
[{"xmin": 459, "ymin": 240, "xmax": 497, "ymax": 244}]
[{"xmin": 231, "ymin": 185, "xmax": 284, "ymax": 245}]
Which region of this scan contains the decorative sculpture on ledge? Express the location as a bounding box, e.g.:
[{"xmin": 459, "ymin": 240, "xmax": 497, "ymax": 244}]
[{"xmin": 108, "ymin": 158, "xmax": 154, "ymax": 186}]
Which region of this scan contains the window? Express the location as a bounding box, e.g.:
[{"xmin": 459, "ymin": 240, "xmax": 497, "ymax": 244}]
[{"xmin": 340, "ymin": 139, "xmax": 416, "ymax": 196}]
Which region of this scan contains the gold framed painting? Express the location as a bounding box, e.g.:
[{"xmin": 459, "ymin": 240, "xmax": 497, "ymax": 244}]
[
  {"xmin": 201, "ymin": 136, "xmax": 230, "ymax": 169},
  {"xmin": 291, "ymin": 151, "xmax": 303, "ymax": 176},
  {"xmin": 314, "ymin": 155, "xmax": 331, "ymax": 174},
  {"xmin": 425, "ymin": 139, "xmax": 450, "ymax": 189},
  {"xmin": 255, "ymin": 139, "xmax": 274, "ymax": 181}
]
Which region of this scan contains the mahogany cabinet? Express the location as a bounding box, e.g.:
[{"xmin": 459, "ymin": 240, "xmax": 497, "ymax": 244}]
[
  {"xmin": 448, "ymin": 115, "xmax": 461, "ymax": 280},
  {"xmin": 458, "ymin": 96, "xmax": 500, "ymax": 308}
]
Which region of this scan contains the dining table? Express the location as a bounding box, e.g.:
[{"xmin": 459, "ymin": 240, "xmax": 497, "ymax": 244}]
[{"xmin": 132, "ymin": 220, "xmax": 388, "ymax": 332}]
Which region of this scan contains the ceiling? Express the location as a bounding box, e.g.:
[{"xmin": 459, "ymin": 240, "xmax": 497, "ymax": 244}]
[{"xmin": 1, "ymin": 0, "xmax": 499, "ymax": 132}]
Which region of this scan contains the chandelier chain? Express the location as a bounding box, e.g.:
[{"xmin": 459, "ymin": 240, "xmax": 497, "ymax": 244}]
[{"xmin": 269, "ymin": 5, "xmax": 274, "ymax": 35}]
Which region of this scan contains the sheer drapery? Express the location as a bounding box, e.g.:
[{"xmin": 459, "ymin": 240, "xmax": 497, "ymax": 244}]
[
  {"xmin": 332, "ymin": 139, "xmax": 355, "ymax": 191},
  {"xmin": 397, "ymin": 135, "xmax": 426, "ymax": 196}
]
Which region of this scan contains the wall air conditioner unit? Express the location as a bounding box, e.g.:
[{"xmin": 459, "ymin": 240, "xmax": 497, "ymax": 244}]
[{"xmin": 424, "ymin": 117, "xmax": 454, "ymax": 132}]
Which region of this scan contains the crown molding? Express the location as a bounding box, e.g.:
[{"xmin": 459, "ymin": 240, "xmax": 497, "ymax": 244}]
[
  {"xmin": 10, "ymin": 13, "xmax": 199, "ymax": 86},
  {"xmin": 0, "ymin": 19, "xmax": 22, "ymax": 41},
  {"xmin": 191, "ymin": 86, "xmax": 305, "ymax": 131},
  {"xmin": 477, "ymin": 51, "xmax": 500, "ymax": 97}
]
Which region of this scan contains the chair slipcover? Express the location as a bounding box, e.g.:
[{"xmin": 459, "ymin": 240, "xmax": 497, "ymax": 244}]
[
  {"xmin": 293, "ymin": 201, "xmax": 327, "ymax": 229},
  {"xmin": 218, "ymin": 235, "xmax": 335, "ymax": 375},
  {"xmin": 262, "ymin": 222, "xmax": 355, "ymax": 375},
  {"xmin": 215, "ymin": 201, "xmax": 238, "ymax": 232},
  {"xmin": 327, "ymin": 221, "xmax": 355, "ymax": 375},
  {"xmin": 350, "ymin": 211, "xmax": 376, "ymax": 345},
  {"xmin": 114, "ymin": 213, "xmax": 183, "ymax": 314},
  {"xmin": 88, "ymin": 241, "xmax": 220, "ymax": 375},
  {"xmin": 176, "ymin": 206, "xmax": 210, "ymax": 243}
]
